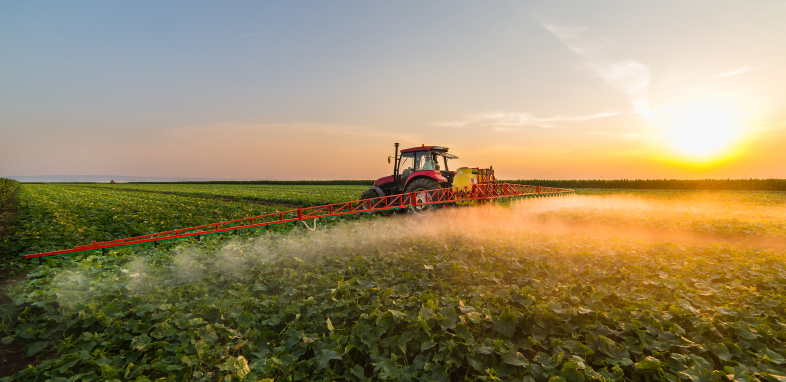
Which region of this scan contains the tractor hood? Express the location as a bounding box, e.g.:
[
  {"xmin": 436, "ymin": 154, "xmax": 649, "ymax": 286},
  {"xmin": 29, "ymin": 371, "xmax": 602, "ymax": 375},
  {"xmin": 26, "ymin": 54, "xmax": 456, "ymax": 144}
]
[{"xmin": 374, "ymin": 175, "xmax": 395, "ymax": 187}]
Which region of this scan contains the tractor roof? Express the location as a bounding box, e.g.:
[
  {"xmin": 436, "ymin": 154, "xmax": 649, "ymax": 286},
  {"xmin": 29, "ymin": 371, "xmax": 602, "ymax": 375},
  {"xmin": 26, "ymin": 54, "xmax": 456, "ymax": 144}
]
[{"xmin": 400, "ymin": 145, "xmax": 448, "ymax": 153}]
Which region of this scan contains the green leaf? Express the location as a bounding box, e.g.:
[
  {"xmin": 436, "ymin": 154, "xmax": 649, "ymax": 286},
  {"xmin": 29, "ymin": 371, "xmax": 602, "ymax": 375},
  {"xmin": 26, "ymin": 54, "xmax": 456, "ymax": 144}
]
[
  {"xmin": 678, "ymin": 300, "xmax": 700, "ymax": 315},
  {"xmin": 475, "ymin": 346, "xmax": 494, "ymax": 355},
  {"xmin": 350, "ymin": 364, "xmax": 365, "ymax": 379},
  {"xmin": 734, "ymin": 324, "xmax": 759, "ymax": 340},
  {"xmin": 492, "ymin": 318, "xmax": 516, "ymax": 338},
  {"xmin": 725, "ymin": 367, "xmax": 759, "ymax": 382},
  {"xmin": 25, "ymin": 341, "xmax": 49, "ymax": 356},
  {"xmin": 572, "ymin": 342, "xmax": 595, "ymax": 356},
  {"xmin": 534, "ymin": 352, "xmax": 560, "ymax": 370},
  {"xmin": 759, "ymin": 373, "xmax": 786, "ymax": 382},
  {"xmin": 151, "ymin": 322, "xmax": 177, "ymax": 339},
  {"xmin": 503, "ymin": 349, "xmax": 529, "ymax": 367},
  {"xmin": 635, "ymin": 356, "xmax": 662, "ymax": 371},
  {"xmin": 131, "ymin": 333, "xmax": 151, "ymax": 351},
  {"xmin": 439, "ymin": 307, "xmax": 458, "ymax": 330},
  {"xmin": 597, "ymin": 335, "xmax": 630, "ymax": 362},
  {"xmin": 227, "ymin": 356, "xmax": 250, "ymax": 379},
  {"xmin": 313, "ymin": 349, "xmax": 342, "ymax": 370},
  {"xmin": 600, "ymin": 365, "xmax": 624, "ymax": 382},
  {"xmin": 679, "ymin": 365, "xmax": 713, "ymax": 382},
  {"xmin": 561, "ymin": 362, "xmax": 586, "ymax": 382},
  {"xmin": 711, "ymin": 343, "xmax": 731, "ymax": 362},
  {"xmin": 760, "ymin": 349, "xmax": 786, "ymax": 365}
]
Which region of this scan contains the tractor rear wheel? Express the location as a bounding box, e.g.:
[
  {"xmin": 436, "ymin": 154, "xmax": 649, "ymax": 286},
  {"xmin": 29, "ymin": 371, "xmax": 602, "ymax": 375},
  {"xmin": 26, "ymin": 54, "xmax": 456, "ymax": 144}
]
[{"xmin": 405, "ymin": 178, "xmax": 441, "ymax": 215}]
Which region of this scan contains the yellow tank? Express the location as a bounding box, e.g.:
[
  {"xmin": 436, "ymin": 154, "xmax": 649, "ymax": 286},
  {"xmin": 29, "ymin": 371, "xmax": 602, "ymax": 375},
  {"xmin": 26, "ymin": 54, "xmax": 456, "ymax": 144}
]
[{"xmin": 453, "ymin": 167, "xmax": 478, "ymax": 189}]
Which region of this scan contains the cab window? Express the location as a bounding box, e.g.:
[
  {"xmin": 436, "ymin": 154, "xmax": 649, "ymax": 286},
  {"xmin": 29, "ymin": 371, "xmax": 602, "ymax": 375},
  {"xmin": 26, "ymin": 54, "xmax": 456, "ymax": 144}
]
[
  {"xmin": 400, "ymin": 152, "xmax": 414, "ymax": 172},
  {"xmin": 415, "ymin": 152, "xmax": 434, "ymax": 171}
]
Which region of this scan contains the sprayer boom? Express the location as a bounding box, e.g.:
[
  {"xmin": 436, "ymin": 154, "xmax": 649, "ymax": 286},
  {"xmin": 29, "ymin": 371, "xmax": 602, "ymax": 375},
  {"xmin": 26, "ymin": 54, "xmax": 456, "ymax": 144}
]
[{"xmin": 24, "ymin": 183, "xmax": 573, "ymax": 261}]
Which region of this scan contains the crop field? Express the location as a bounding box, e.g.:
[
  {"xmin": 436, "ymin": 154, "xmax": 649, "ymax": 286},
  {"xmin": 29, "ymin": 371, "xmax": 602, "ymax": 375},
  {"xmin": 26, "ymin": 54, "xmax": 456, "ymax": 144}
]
[
  {"xmin": 1, "ymin": 185, "xmax": 285, "ymax": 264},
  {"xmin": 525, "ymin": 189, "xmax": 786, "ymax": 240},
  {"xmin": 1, "ymin": 185, "xmax": 785, "ymax": 382},
  {"xmin": 83, "ymin": 183, "xmax": 369, "ymax": 207}
]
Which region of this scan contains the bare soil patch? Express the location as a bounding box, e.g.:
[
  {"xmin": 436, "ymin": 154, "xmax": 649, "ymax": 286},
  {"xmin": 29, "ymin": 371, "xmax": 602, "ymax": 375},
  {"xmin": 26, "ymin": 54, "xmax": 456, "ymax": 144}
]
[{"xmin": 0, "ymin": 334, "xmax": 58, "ymax": 379}]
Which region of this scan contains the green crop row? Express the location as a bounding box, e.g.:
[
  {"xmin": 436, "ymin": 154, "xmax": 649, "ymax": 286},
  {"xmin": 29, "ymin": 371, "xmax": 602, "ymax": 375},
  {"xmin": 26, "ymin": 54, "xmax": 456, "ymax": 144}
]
[
  {"xmin": 2, "ymin": 215, "xmax": 785, "ymax": 381},
  {"xmin": 1, "ymin": 184, "xmax": 288, "ymax": 260},
  {"xmin": 82, "ymin": 183, "xmax": 369, "ymax": 207},
  {"xmin": 505, "ymin": 179, "xmax": 786, "ymax": 191},
  {"xmin": 0, "ymin": 177, "xmax": 20, "ymax": 206}
]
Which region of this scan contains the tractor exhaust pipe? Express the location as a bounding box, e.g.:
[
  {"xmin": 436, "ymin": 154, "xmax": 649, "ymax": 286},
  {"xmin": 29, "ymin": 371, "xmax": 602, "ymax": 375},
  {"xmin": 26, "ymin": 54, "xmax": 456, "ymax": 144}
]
[{"xmin": 393, "ymin": 143, "xmax": 400, "ymax": 191}]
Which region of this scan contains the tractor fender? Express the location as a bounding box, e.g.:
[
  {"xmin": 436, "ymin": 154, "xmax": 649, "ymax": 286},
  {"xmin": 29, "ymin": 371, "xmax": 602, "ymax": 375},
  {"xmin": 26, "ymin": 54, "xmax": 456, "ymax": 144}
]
[
  {"xmin": 371, "ymin": 186, "xmax": 385, "ymax": 197},
  {"xmin": 405, "ymin": 172, "xmax": 448, "ymax": 188}
]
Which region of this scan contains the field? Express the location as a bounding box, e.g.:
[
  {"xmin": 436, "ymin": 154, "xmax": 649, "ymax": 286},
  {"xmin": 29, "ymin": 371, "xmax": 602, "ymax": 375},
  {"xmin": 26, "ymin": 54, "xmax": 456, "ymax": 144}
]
[
  {"xmin": 84, "ymin": 183, "xmax": 368, "ymax": 207},
  {"xmin": 1, "ymin": 184, "xmax": 785, "ymax": 382}
]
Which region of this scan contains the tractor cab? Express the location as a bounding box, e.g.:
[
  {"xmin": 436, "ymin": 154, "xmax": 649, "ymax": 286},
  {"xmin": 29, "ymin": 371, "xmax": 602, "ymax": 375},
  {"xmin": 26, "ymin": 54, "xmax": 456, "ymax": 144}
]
[{"xmin": 396, "ymin": 146, "xmax": 457, "ymax": 191}]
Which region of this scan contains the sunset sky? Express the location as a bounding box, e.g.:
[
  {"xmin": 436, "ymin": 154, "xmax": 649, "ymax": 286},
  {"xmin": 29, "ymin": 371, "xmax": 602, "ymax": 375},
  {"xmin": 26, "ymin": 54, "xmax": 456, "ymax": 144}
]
[{"xmin": 2, "ymin": 1, "xmax": 786, "ymax": 180}]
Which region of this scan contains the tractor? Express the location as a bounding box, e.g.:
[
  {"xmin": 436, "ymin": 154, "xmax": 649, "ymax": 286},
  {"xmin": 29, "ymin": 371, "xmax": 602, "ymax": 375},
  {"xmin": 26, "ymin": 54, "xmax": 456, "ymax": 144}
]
[{"xmin": 360, "ymin": 143, "xmax": 493, "ymax": 214}]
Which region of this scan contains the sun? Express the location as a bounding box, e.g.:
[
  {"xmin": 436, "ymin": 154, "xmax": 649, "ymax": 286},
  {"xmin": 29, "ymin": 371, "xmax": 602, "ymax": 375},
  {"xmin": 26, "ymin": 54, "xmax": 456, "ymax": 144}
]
[
  {"xmin": 668, "ymin": 105, "xmax": 738, "ymax": 157},
  {"xmin": 657, "ymin": 97, "xmax": 744, "ymax": 159}
]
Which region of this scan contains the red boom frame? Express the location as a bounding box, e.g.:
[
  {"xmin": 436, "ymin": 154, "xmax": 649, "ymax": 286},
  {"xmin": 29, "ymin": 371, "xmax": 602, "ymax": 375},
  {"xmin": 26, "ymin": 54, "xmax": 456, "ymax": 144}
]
[{"xmin": 24, "ymin": 183, "xmax": 573, "ymax": 260}]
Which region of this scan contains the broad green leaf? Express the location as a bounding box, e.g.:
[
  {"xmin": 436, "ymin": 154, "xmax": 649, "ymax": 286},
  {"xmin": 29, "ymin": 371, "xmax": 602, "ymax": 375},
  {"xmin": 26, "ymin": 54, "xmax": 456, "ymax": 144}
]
[
  {"xmin": 25, "ymin": 341, "xmax": 49, "ymax": 356},
  {"xmin": 711, "ymin": 343, "xmax": 731, "ymax": 362},
  {"xmin": 503, "ymin": 349, "xmax": 529, "ymax": 367},
  {"xmin": 635, "ymin": 356, "xmax": 662, "ymax": 371},
  {"xmin": 313, "ymin": 349, "xmax": 342, "ymax": 370},
  {"xmin": 760, "ymin": 349, "xmax": 786, "ymax": 365},
  {"xmin": 759, "ymin": 373, "xmax": 786, "ymax": 382},
  {"xmin": 492, "ymin": 318, "xmax": 516, "ymax": 338},
  {"xmin": 680, "ymin": 365, "xmax": 713, "ymax": 382}
]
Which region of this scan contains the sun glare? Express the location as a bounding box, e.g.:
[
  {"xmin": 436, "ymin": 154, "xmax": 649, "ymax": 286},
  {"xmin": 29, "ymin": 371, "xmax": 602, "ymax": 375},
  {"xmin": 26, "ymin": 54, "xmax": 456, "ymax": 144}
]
[
  {"xmin": 669, "ymin": 105, "xmax": 737, "ymax": 157},
  {"xmin": 657, "ymin": 96, "xmax": 745, "ymax": 160}
]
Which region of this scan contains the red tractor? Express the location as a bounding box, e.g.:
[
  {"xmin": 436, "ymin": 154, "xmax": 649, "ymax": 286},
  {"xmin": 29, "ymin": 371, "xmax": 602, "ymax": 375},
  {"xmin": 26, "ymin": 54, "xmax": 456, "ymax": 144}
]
[{"xmin": 361, "ymin": 143, "xmax": 465, "ymax": 214}]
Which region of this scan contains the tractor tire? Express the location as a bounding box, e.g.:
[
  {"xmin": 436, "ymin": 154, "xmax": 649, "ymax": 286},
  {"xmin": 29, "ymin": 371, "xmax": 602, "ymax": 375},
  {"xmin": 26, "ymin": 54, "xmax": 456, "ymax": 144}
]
[
  {"xmin": 358, "ymin": 189, "xmax": 380, "ymax": 213},
  {"xmin": 405, "ymin": 178, "xmax": 441, "ymax": 215}
]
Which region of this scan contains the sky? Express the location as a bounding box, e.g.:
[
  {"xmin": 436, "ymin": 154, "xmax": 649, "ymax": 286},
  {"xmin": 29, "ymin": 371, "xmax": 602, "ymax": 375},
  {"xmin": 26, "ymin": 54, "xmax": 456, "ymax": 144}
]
[{"xmin": 2, "ymin": 1, "xmax": 786, "ymax": 180}]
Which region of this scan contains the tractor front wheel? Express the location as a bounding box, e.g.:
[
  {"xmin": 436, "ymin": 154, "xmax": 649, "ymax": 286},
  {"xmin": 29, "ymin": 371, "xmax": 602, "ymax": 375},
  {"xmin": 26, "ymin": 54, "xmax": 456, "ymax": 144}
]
[
  {"xmin": 358, "ymin": 189, "xmax": 380, "ymax": 213},
  {"xmin": 405, "ymin": 178, "xmax": 441, "ymax": 215}
]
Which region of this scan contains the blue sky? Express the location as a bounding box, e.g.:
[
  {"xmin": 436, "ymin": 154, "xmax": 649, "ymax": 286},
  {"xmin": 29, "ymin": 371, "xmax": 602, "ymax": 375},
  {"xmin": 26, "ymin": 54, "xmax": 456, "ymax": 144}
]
[{"xmin": 2, "ymin": 1, "xmax": 785, "ymax": 180}]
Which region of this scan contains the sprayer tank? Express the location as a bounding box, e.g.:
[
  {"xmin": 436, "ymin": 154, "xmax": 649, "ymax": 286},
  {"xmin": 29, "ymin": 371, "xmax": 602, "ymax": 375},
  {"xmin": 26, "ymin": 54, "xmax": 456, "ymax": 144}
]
[{"xmin": 453, "ymin": 167, "xmax": 478, "ymax": 189}]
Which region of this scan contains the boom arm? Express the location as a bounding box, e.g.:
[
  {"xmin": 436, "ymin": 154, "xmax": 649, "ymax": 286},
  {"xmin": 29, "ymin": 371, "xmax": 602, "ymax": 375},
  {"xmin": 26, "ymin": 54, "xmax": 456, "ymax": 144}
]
[{"xmin": 23, "ymin": 183, "xmax": 573, "ymax": 261}]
